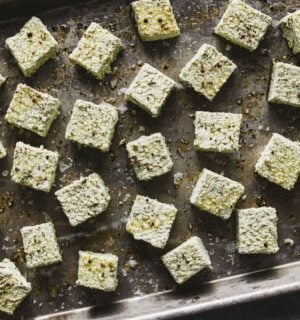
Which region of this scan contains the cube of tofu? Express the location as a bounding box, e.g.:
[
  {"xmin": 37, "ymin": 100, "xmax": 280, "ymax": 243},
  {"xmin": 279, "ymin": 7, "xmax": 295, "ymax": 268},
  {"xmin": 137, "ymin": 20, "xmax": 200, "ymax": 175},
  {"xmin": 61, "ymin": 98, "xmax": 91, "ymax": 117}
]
[
  {"xmin": 0, "ymin": 141, "xmax": 7, "ymax": 159},
  {"xmin": 65, "ymin": 99, "xmax": 118, "ymax": 152},
  {"xmin": 179, "ymin": 44, "xmax": 236, "ymax": 101},
  {"xmin": 279, "ymin": 10, "xmax": 300, "ymax": 55},
  {"xmin": 237, "ymin": 207, "xmax": 279, "ymax": 254},
  {"xmin": 125, "ymin": 63, "xmax": 176, "ymax": 117},
  {"xmin": 21, "ymin": 222, "xmax": 62, "ymax": 268},
  {"xmin": 69, "ymin": 22, "xmax": 123, "ymax": 80},
  {"xmin": 76, "ymin": 251, "xmax": 118, "ymax": 291},
  {"xmin": 268, "ymin": 62, "xmax": 300, "ymax": 108},
  {"xmin": 255, "ymin": 133, "xmax": 300, "ymax": 190},
  {"xmin": 126, "ymin": 133, "xmax": 173, "ymax": 181},
  {"xmin": 55, "ymin": 173, "xmax": 111, "ymax": 227},
  {"xmin": 194, "ymin": 111, "xmax": 242, "ymax": 153},
  {"xmin": 0, "ymin": 73, "xmax": 6, "ymax": 87},
  {"xmin": 5, "ymin": 17, "xmax": 58, "ymax": 77},
  {"xmin": 0, "ymin": 259, "xmax": 31, "ymax": 315},
  {"xmin": 131, "ymin": 0, "xmax": 180, "ymax": 41},
  {"xmin": 11, "ymin": 142, "xmax": 59, "ymax": 192},
  {"xmin": 214, "ymin": 0, "xmax": 272, "ymax": 52},
  {"xmin": 190, "ymin": 168, "xmax": 245, "ymax": 219},
  {"xmin": 126, "ymin": 195, "xmax": 177, "ymax": 249},
  {"xmin": 161, "ymin": 236, "xmax": 211, "ymax": 284},
  {"xmin": 5, "ymin": 84, "xmax": 60, "ymax": 137}
]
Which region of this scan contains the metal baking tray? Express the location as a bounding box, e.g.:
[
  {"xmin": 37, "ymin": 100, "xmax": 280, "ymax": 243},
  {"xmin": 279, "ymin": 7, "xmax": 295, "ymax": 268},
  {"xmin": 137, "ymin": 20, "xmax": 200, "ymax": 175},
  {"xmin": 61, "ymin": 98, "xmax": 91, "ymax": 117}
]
[{"xmin": 0, "ymin": 0, "xmax": 299, "ymax": 319}]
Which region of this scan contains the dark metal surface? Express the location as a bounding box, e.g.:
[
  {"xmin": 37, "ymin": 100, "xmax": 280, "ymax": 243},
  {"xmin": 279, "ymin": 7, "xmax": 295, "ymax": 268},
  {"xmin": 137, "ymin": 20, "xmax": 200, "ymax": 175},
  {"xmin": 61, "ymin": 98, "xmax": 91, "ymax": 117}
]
[{"xmin": 0, "ymin": 0, "xmax": 299, "ymax": 319}]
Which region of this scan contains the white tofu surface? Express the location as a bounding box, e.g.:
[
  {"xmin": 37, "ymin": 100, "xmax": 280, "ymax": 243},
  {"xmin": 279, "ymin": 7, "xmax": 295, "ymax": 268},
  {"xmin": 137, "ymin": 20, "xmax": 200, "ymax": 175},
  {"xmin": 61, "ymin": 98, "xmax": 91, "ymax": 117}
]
[
  {"xmin": 0, "ymin": 141, "xmax": 7, "ymax": 159},
  {"xmin": 126, "ymin": 195, "xmax": 177, "ymax": 248},
  {"xmin": 279, "ymin": 10, "xmax": 300, "ymax": 54}
]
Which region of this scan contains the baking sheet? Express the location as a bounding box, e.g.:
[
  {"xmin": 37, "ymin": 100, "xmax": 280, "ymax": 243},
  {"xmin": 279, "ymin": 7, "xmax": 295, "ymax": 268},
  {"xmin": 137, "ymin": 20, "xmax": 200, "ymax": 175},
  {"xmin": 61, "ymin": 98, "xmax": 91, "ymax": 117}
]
[{"xmin": 0, "ymin": 0, "xmax": 299, "ymax": 319}]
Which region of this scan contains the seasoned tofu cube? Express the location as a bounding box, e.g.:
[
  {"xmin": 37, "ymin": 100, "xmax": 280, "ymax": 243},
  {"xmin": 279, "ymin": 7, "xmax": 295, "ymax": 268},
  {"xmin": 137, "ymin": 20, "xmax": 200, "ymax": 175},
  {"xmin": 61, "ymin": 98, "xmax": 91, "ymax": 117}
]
[
  {"xmin": 11, "ymin": 142, "xmax": 59, "ymax": 192},
  {"xmin": 126, "ymin": 132, "xmax": 173, "ymax": 181},
  {"xmin": 190, "ymin": 168, "xmax": 244, "ymax": 219},
  {"xmin": 126, "ymin": 195, "xmax": 177, "ymax": 249},
  {"xmin": 255, "ymin": 133, "xmax": 300, "ymax": 190},
  {"xmin": 131, "ymin": 0, "xmax": 180, "ymax": 41},
  {"xmin": 0, "ymin": 73, "xmax": 6, "ymax": 87},
  {"xmin": 5, "ymin": 17, "xmax": 58, "ymax": 77},
  {"xmin": 76, "ymin": 251, "xmax": 118, "ymax": 291},
  {"xmin": 179, "ymin": 44, "xmax": 236, "ymax": 101},
  {"xmin": 194, "ymin": 111, "xmax": 242, "ymax": 153},
  {"xmin": 65, "ymin": 99, "xmax": 118, "ymax": 152},
  {"xmin": 214, "ymin": 0, "xmax": 272, "ymax": 52},
  {"xmin": 5, "ymin": 84, "xmax": 60, "ymax": 137},
  {"xmin": 0, "ymin": 141, "xmax": 7, "ymax": 159},
  {"xmin": 279, "ymin": 10, "xmax": 300, "ymax": 55},
  {"xmin": 161, "ymin": 236, "xmax": 211, "ymax": 284},
  {"xmin": 21, "ymin": 222, "xmax": 62, "ymax": 268},
  {"xmin": 237, "ymin": 207, "xmax": 279, "ymax": 254},
  {"xmin": 0, "ymin": 259, "xmax": 31, "ymax": 315},
  {"xmin": 268, "ymin": 62, "xmax": 300, "ymax": 108},
  {"xmin": 55, "ymin": 173, "xmax": 111, "ymax": 227},
  {"xmin": 69, "ymin": 22, "xmax": 123, "ymax": 80},
  {"xmin": 125, "ymin": 63, "xmax": 176, "ymax": 117}
]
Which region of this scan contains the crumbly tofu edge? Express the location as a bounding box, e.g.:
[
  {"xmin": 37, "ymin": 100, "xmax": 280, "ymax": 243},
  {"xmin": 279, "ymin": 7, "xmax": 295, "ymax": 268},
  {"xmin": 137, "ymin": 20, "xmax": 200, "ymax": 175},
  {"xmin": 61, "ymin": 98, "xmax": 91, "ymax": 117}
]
[{"xmin": 279, "ymin": 11, "xmax": 300, "ymax": 55}]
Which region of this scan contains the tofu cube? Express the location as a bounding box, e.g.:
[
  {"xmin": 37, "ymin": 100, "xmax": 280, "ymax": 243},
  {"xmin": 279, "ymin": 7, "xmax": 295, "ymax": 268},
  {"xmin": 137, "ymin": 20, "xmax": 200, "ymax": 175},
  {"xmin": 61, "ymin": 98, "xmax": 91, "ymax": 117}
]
[
  {"xmin": 5, "ymin": 84, "xmax": 60, "ymax": 137},
  {"xmin": 69, "ymin": 22, "xmax": 123, "ymax": 80},
  {"xmin": 214, "ymin": 0, "xmax": 272, "ymax": 52},
  {"xmin": 0, "ymin": 141, "xmax": 7, "ymax": 159},
  {"xmin": 0, "ymin": 73, "xmax": 6, "ymax": 87},
  {"xmin": 237, "ymin": 207, "xmax": 279, "ymax": 254},
  {"xmin": 5, "ymin": 17, "xmax": 58, "ymax": 77},
  {"xmin": 126, "ymin": 133, "xmax": 173, "ymax": 181},
  {"xmin": 190, "ymin": 168, "xmax": 245, "ymax": 219},
  {"xmin": 279, "ymin": 10, "xmax": 300, "ymax": 55},
  {"xmin": 268, "ymin": 62, "xmax": 300, "ymax": 108},
  {"xmin": 65, "ymin": 99, "xmax": 118, "ymax": 152},
  {"xmin": 179, "ymin": 44, "xmax": 236, "ymax": 101},
  {"xmin": 55, "ymin": 173, "xmax": 111, "ymax": 227},
  {"xmin": 125, "ymin": 63, "xmax": 176, "ymax": 117},
  {"xmin": 21, "ymin": 222, "xmax": 62, "ymax": 268},
  {"xmin": 126, "ymin": 195, "xmax": 177, "ymax": 249},
  {"xmin": 131, "ymin": 0, "xmax": 180, "ymax": 41},
  {"xmin": 194, "ymin": 111, "xmax": 242, "ymax": 153},
  {"xmin": 255, "ymin": 133, "xmax": 300, "ymax": 190},
  {"xmin": 0, "ymin": 259, "xmax": 31, "ymax": 315},
  {"xmin": 76, "ymin": 251, "xmax": 118, "ymax": 291},
  {"xmin": 161, "ymin": 236, "xmax": 211, "ymax": 284},
  {"xmin": 11, "ymin": 142, "xmax": 59, "ymax": 192}
]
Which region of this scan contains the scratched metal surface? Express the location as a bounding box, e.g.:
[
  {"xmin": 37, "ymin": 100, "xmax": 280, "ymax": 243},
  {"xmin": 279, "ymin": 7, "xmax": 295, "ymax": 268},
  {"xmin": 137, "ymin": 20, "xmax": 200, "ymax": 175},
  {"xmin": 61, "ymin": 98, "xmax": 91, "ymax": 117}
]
[{"xmin": 0, "ymin": 0, "xmax": 299, "ymax": 319}]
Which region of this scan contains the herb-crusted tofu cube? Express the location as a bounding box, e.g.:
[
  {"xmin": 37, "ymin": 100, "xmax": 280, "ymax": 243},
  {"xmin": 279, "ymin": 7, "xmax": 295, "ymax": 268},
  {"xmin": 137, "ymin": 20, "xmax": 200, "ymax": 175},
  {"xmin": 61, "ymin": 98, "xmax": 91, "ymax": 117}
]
[
  {"xmin": 194, "ymin": 111, "xmax": 242, "ymax": 153},
  {"xmin": 126, "ymin": 195, "xmax": 177, "ymax": 249},
  {"xmin": 214, "ymin": 0, "xmax": 272, "ymax": 52},
  {"xmin": 0, "ymin": 141, "xmax": 7, "ymax": 159},
  {"xmin": 279, "ymin": 10, "xmax": 300, "ymax": 55},
  {"xmin": 126, "ymin": 133, "xmax": 173, "ymax": 181},
  {"xmin": 5, "ymin": 84, "xmax": 60, "ymax": 137},
  {"xmin": 190, "ymin": 168, "xmax": 244, "ymax": 219},
  {"xmin": 69, "ymin": 22, "xmax": 123, "ymax": 80},
  {"xmin": 76, "ymin": 251, "xmax": 118, "ymax": 291},
  {"xmin": 5, "ymin": 17, "xmax": 58, "ymax": 77},
  {"xmin": 179, "ymin": 44, "xmax": 236, "ymax": 101},
  {"xmin": 161, "ymin": 236, "xmax": 211, "ymax": 284},
  {"xmin": 131, "ymin": 0, "xmax": 180, "ymax": 41},
  {"xmin": 11, "ymin": 142, "xmax": 59, "ymax": 192},
  {"xmin": 55, "ymin": 173, "xmax": 110, "ymax": 227},
  {"xmin": 0, "ymin": 259, "xmax": 31, "ymax": 315},
  {"xmin": 0, "ymin": 73, "xmax": 6, "ymax": 87},
  {"xmin": 21, "ymin": 222, "xmax": 62, "ymax": 268},
  {"xmin": 237, "ymin": 207, "xmax": 279, "ymax": 254},
  {"xmin": 125, "ymin": 63, "xmax": 176, "ymax": 117},
  {"xmin": 255, "ymin": 133, "xmax": 300, "ymax": 190},
  {"xmin": 65, "ymin": 99, "xmax": 118, "ymax": 152},
  {"xmin": 268, "ymin": 62, "xmax": 300, "ymax": 108}
]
